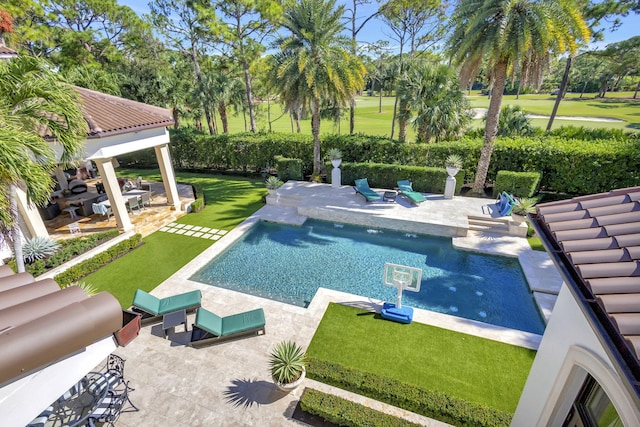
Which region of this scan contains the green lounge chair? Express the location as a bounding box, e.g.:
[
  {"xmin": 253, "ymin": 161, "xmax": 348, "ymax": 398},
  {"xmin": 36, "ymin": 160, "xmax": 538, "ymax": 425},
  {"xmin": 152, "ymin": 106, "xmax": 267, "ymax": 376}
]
[
  {"xmin": 397, "ymin": 180, "xmax": 426, "ymax": 204},
  {"xmin": 189, "ymin": 307, "xmax": 266, "ymax": 347},
  {"xmin": 131, "ymin": 289, "xmax": 202, "ymax": 323},
  {"xmin": 354, "ymin": 178, "xmax": 382, "ymax": 202}
]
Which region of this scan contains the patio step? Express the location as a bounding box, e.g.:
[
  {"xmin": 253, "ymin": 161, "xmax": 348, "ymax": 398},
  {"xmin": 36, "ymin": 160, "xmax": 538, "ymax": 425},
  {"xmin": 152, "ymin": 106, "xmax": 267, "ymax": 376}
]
[
  {"xmin": 467, "ymin": 215, "xmax": 511, "ymax": 235},
  {"xmin": 266, "ymin": 192, "xmax": 304, "ymax": 208}
]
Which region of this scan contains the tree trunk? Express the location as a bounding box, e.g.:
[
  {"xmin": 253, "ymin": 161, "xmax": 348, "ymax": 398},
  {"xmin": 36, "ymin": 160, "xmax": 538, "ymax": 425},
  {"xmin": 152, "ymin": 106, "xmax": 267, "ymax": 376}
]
[
  {"xmin": 349, "ymin": 96, "xmax": 355, "ymax": 134},
  {"xmin": 634, "ymin": 81, "xmax": 639, "ymax": 99},
  {"xmin": 296, "ymin": 106, "xmax": 301, "ymax": 133},
  {"xmin": 172, "ymin": 107, "xmax": 180, "ymax": 129},
  {"xmin": 547, "ymin": 56, "xmax": 572, "ymax": 132},
  {"xmin": 190, "ymin": 45, "xmax": 215, "ymax": 135},
  {"xmin": 242, "ymin": 60, "xmax": 257, "ymax": 133},
  {"xmin": 311, "ymin": 97, "xmax": 322, "ymax": 177},
  {"xmin": 10, "ymin": 185, "xmax": 25, "ymax": 273},
  {"xmin": 378, "ymin": 81, "xmax": 383, "ymax": 113},
  {"xmin": 472, "ymin": 60, "xmax": 508, "ymax": 194},
  {"xmin": 195, "ymin": 117, "xmax": 202, "ymax": 132},
  {"xmin": 390, "ymin": 96, "xmax": 398, "ymax": 139},
  {"xmin": 267, "ymin": 95, "xmax": 272, "ymax": 132},
  {"xmin": 219, "ymin": 105, "xmax": 229, "ymax": 133},
  {"xmin": 580, "ymin": 79, "xmax": 589, "ymax": 98}
]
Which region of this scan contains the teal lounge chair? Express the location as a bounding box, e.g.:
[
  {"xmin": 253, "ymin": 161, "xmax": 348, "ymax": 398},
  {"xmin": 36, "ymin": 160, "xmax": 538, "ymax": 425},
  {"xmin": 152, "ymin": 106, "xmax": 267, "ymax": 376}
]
[
  {"xmin": 354, "ymin": 178, "xmax": 382, "ymax": 202},
  {"xmin": 189, "ymin": 307, "xmax": 266, "ymax": 347},
  {"xmin": 131, "ymin": 289, "xmax": 202, "ymax": 323},
  {"xmin": 397, "ymin": 180, "xmax": 426, "ymax": 204}
]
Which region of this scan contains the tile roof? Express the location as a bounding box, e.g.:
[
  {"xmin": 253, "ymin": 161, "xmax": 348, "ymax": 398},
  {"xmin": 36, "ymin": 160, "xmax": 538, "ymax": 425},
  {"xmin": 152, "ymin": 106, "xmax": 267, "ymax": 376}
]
[
  {"xmin": 73, "ymin": 86, "xmax": 174, "ymax": 139},
  {"xmin": 533, "ymin": 187, "xmax": 640, "ymax": 395}
]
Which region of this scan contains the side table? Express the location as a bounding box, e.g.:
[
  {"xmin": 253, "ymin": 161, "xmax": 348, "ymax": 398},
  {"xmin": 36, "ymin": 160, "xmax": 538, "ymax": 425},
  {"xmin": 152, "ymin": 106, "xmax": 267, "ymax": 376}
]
[
  {"xmin": 162, "ymin": 309, "xmax": 187, "ymax": 339},
  {"xmin": 63, "ymin": 206, "xmax": 79, "ymax": 219}
]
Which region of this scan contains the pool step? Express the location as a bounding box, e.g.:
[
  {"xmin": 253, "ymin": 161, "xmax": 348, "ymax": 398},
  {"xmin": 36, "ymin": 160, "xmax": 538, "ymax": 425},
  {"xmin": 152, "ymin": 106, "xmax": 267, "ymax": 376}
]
[{"xmin": 467, "ymin": 215, "xmax": 527, "ymax": 236}]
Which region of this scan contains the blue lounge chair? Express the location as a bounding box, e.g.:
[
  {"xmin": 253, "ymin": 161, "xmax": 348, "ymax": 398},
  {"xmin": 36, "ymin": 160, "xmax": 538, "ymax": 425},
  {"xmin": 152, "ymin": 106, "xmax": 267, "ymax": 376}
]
[
  {"xmin": 354, "ymin": 178, "xmax": 382, "ymax": 202},
  {"xmin": 189, "ymin": 307, "xmax": 266, "ymax": 347},
  {"xmin": 396, "ymin": 180, "xmax": 426, "ymax": 205},
  {"xmin": 495, "ymin": 191, "xmax": 516, "ymax": 216}
]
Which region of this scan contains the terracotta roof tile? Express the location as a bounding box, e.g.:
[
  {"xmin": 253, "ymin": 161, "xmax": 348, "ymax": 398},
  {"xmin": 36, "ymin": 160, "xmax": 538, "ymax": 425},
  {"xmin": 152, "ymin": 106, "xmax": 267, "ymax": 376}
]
[
  {"xmin": 73, "ymin": 86, "xmax": 174, "ymax": 138},
  {"xmin": 533, "ymin": 186, "xmax": 640, "ymax": 392}
]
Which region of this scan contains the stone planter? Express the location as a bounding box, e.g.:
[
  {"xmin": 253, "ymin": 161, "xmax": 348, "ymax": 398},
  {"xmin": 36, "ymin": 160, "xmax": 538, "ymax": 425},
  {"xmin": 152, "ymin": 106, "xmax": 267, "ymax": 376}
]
[
  {"xmin": 275, "ymin": 367, "xmax": 306, "ymax": 393},
  {"xmin": 446, "ymin": 166, "xmax": 460, "ymax": 177},
  {"xmin": 331, "ymin": 158, "xmax": 342, "ymax": 168}
]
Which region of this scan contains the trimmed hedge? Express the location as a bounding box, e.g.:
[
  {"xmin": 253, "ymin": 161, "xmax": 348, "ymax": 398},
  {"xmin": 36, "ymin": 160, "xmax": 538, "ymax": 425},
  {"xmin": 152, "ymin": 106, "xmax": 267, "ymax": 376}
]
[
  {"xmin": 154, "ymin": 129, "xmax": 639, "ymax": 196},
  {"xmin": 54, "ymin": 234, "xmax": 143, "ymax": 285},
  {"xmin": 493, "ymin": 171, "xmax": 542, "ymax": 198},
  {"xmin": 274, "ymin": 155, "xmax": 303, "ymax": 181},
  {"xmin": 307, "ymin": 357, "xmax": 512, "ymax": 427},
  {"xmin": 337, "ymin": 162, "xmax": 465, "ymax": 195},
  {"xmin": 9, "ymin": 230, "xmax": 120, "ymax": 277},
  {"xmin": 300, "ymin": 388, "xmax": 422, "ymax": 427}
]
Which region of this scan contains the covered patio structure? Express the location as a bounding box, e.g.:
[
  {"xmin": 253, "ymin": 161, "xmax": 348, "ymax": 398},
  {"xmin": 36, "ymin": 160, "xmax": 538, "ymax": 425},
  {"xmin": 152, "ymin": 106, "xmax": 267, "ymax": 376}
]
[{"xmin": 16, "ymin": 86, "xmax": 183, "ymax": 240}]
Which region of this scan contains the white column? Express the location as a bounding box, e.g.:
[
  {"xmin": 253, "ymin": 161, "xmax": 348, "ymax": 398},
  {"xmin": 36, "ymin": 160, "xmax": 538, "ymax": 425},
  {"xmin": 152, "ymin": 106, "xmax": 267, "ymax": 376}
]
[
  {"xmin": 15, "ymin": 186, "xmax": 49, "ymax": 239},
  {"xmin": 94, "ymin": 158, "xmax": 132, "ymax": 232},
  {"xmin": 154, "ymin": 144, "xmax": 181, "ymax": 211}
]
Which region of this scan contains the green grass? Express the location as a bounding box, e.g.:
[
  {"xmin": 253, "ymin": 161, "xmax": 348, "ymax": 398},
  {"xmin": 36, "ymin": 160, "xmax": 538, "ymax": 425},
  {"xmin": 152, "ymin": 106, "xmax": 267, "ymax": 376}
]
[
  {"xmin": 84, "ymin": 171, "xmax": 266, "ymax": 306},
  {"xmin": 307, "ymin": 303, "xmax": 536, "ymax": 414},
  {"xmin": 205, "ymin": 93, "xmax": 639, "ymax": 136}
]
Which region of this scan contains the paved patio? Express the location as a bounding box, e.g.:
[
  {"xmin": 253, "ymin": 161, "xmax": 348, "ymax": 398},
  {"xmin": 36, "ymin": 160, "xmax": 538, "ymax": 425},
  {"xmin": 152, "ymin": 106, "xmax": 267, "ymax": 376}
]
[{"xmin": 113, "ymin": 182, "xmax": 563, "ymax": 426}]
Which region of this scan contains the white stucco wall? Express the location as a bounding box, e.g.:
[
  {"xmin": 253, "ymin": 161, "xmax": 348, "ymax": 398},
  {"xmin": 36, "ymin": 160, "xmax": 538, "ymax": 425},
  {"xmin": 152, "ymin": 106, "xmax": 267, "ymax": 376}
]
[{"xmin": 512, "ymin": 285, "xmax": 640, "ymax": 426}]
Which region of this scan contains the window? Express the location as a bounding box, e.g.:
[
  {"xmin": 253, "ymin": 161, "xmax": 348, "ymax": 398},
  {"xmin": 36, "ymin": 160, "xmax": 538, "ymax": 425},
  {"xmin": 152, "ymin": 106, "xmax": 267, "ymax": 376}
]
[{"xmin": 564, "ymin": 375, "xmax": 623, "ymax": 427}]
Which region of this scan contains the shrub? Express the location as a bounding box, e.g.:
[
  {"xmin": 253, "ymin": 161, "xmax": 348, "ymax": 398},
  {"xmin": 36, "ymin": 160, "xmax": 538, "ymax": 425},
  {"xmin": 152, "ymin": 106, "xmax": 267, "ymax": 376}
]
[
  {"xmin": 190, "ymin": 197, "xmax": 205, "ymax": 213},
  {"xmin": 22, "ymin": 236, "xmax": 60, "ymax": 264},
  {"xmin": 495, "ymin": 105, "xmax": 537, "ymax": 137},
  {"xmin": 307, "ymin": 357, "xmax": 512, "ymax": 427},
  {"xmin": 274, "ymin": 155, "xmax": 303, "ymax": 181},
  {"xmin": 339, "ymin": 162, "xmax": 465, "ymax": 195},
  {"xmin": 493, "ymin": 171, "xmax": 542, "ymax": 198},
  {"xmin": 9, "ymin": 230, "xmax": 120, "ymax": 276},
  {"xmin": 54, "ymin": 234, "xmax": 142, "ymax": 285},
  {"xmin": 300, "ymin": 388, "xmax": 422, "ymax": 427}
]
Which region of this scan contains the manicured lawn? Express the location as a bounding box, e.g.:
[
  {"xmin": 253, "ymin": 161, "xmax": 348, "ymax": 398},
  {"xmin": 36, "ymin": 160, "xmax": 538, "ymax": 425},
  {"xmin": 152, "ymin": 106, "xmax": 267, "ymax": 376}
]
[
  {"xmin": 209, "ymin": 93, "xmax": 638, "ymax": 136},
  {"xmin": 84, "ymin": 171, "xmax": 266, "ymax": 306},
  {"xmin": 307, "ymin": 303, "xmax": 536, "ymax": 414}
]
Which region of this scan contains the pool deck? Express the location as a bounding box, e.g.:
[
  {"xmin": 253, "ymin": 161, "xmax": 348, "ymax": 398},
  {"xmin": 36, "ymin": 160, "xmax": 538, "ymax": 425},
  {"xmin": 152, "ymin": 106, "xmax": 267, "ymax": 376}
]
[{"xmin": 114, "ymin": 182, "xmax": 563, "ymax": 426}]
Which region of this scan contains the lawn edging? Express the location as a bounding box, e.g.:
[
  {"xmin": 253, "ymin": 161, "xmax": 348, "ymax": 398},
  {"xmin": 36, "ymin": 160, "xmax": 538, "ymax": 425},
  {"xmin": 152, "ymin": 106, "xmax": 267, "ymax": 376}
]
[
  {"xmin": 307, "ymin": 357, "xmax": 512, "ymax": 427},
  {"xmin": 299, "ymin": 387, "xmax": 423, "ymax": 427}
]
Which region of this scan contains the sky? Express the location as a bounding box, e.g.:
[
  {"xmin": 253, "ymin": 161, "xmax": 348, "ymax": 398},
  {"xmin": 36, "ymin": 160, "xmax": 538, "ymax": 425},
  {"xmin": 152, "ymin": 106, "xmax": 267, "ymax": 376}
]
[{"xmin": 123, "ymin": 0, "xmax": 639, "ymax": 52}]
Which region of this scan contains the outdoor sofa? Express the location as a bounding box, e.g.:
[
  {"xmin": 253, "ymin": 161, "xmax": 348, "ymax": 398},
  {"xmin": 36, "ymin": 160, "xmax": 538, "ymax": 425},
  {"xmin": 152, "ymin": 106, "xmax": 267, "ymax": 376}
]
[
  {"xmin": 130, "ymin": 289, "xmax": 202, "ymax": 323},
  {"xmin": 189, "ymin": 307, "xmax": 265, "ymax": 347}
]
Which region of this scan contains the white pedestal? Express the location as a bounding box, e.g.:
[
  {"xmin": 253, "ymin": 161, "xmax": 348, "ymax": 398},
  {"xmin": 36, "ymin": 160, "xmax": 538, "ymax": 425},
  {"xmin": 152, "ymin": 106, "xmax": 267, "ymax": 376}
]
[
  {"xmin": 444, "ymin": 176, "xmax": 456, "ymax": 199},
  {"xmin": 331, "ymin": 167, "xmax": 341, "ymax": 188}
]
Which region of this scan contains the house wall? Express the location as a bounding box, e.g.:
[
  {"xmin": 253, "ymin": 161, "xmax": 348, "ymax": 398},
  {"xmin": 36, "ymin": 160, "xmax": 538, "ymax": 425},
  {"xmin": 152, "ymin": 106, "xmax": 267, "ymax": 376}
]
[{"xmin": 512, "ymin": 285, "xmax": 640, "ymax": 426}]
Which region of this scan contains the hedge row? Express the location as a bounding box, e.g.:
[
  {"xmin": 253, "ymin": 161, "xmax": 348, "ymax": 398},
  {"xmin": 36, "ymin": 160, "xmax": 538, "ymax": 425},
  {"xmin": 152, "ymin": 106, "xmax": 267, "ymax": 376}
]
[
  {"xmin": 337, "ymin": 162, "xmax": 465, "ymax": 194},
  {"xmin": 54, "ymin": 234, "xmax": 142, "ymax": 285},
  {"xmin": 119, "ymin": 128, "xmax": 640, "ymax": 196},
  {"xmin": 306, "ymin": 357, "xmax": 512, "ymax": 427},
  {"xmin": 493, "ymin": 171, "xmax": 542, "ymax": 198},
  {"xmin": 299, "ymin": 388, "xmax": 422, "ymax": 427},
  {"xmin": 8, "ymin": 230, "xmax": 120, "ymax": 277}
]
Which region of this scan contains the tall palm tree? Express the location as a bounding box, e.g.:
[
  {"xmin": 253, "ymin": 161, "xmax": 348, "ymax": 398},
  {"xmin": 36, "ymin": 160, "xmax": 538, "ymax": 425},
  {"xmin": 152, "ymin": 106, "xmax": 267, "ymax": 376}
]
[
  {"xmin": 448, "ymin": 0, "xmax": 589, "ymax": 193},
  {"xmin": 275, "ymin": 0, "xmax": 366, "ymax": 179},
  {"xmin": 0, "ymin": 55, "xmax": 85, "ymax": 272}
]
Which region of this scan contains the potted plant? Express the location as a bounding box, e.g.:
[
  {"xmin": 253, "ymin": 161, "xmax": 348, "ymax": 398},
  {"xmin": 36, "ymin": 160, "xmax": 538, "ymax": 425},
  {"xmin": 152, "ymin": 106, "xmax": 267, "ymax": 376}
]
[
  {"xmin": 445, "ymin": 154, "xmax": 463, "ymax": 177},
  {"xmin": 269, "ymin": 340, "xmax": 306, "ymax": 392},
  {"xmin": 327, "ymin": 148, "xmax": 342, "ymax": 168},
  {"xmin": 265, "ymin": 176, "xmax": 283, "ymax": 195},
  {"xmin": 511, "ymin": 197, "xmax": 537, "ymax": 224}
]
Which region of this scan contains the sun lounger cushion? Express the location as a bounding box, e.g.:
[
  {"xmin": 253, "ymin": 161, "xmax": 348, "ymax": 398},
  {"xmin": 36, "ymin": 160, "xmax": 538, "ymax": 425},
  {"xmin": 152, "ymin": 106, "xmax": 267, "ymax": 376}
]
[
  {"xmin": 195, "ymin": 307, "xmax": 265, "ymax": 337},
  {"xmin": 131, "ymin": 289, "xmax": 202, "ymax": 316},
  {"xmin": 397, "ymin": 180, "xmax": 426, "ymax": 204},
  {"xmin": 354, "ymin": 178, "xmax": 381, "ymax": 202}
]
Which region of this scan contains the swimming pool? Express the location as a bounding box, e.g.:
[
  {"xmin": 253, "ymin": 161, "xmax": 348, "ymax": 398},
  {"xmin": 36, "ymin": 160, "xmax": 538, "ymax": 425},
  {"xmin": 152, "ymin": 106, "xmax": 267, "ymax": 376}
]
[{"xmin": 191, "ymin": 219, "xmax": 545, "ymax": 334}]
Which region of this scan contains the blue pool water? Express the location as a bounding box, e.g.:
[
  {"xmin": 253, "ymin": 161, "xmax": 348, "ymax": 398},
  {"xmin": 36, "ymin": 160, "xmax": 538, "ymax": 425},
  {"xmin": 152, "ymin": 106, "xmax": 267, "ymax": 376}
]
[{"xmin": 191, "ymin": 220, "xmax": 545, "ymax": 334}]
